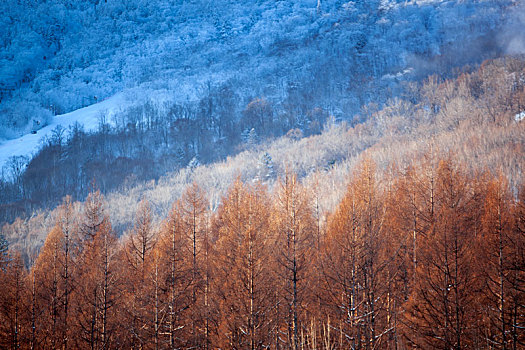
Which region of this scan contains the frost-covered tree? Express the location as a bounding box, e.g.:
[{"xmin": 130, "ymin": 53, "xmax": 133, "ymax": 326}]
[
  {"xmin": 188, "ymin": 156, "xmax": 200, "ymax": 170},
  {"xmin": 242, "ymin": 128, "xmax": 258, "ymax": 149},
  {"xmin": 0, "ymin": 234, "xmax": 9, "ymax": 270},
  {"xmin": 256, "ymin": 152, "xmax": 274, "ymax": 182}
]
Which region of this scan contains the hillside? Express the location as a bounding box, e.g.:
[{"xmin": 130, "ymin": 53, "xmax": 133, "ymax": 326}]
[
  {"xmin": 1, "ymin": 0, "xmax": 523, "ymax": 225},
  {"xmin": 1, "ymin": 0, "xmax": 525, "ymax": 347},
  {"xmin": 1, "ymin": 56, "xmax": 524, "ymax": 349},
  {"xmin": 2, "ymin": 0, "xmax": 518, "ymax": 136},
  {"xmin": 0, "ymin": 93, "xmax": 126, "ymax": 170},
  {"xmin": 3, "ymin": 55, "xmax": 525, "ymax": 257}
]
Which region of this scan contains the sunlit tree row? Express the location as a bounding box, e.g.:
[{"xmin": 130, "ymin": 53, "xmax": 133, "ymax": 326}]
[{"xmin": 1, "ymin": 155, "xmax": 524, "ymax": 349}]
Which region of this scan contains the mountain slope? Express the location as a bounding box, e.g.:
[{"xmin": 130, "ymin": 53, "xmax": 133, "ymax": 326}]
[
  {"xmin": 3, "ymin": 56, "xmax": 524, "ymax": 259},
  {"xmin": 0, "ymin": 93, "xmax": 126, "ymax": 171},
  {"xmin": 1, "ymin": 0, "xmax": 523, "ymax": 226},
  {"xmin": 1, "ymin": 0, "xmax": 520, "ymax": 138}
]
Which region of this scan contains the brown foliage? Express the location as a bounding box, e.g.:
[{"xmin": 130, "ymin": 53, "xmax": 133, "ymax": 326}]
[
  {"xmin": 2, "ymin": 157, "xmax": 525, "ymax": 349},
  {"xmin": 212, "ymin": 180, "xmax": 277, "ymax": 349}
]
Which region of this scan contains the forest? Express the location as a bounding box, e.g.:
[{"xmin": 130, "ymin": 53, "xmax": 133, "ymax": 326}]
[
  {"xmin": 1, "ymin": 0, "xmax": 514, "ymax": 139},
  {"xmin": 2, "ymin": 54, "xmax": 525, "ymax": 348},
  {"xmin": 1, "ymin": 0, "xmax": 522, "ymax": 223},
  {"xmin": 1, "ymin": 56, "xmax": 525, "ymax": 348},
  {"xmin": 1, "ymin": 153, "xmax": 524, "ymax": 349},
  {"xmin": 1, "ymin": 1, "xmax": 525, "ymax": 348}
]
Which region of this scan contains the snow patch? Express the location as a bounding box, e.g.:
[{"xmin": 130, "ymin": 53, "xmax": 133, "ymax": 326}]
[
  {"xmin": 515, "ymin": 111, "xmax": 525, "ymax": 122},
  {"xmin": 382, "ymin": 68, "xmax": 414, "ymax": 80},
  {"xmin": 0, "ymin": 93, "xmax": 126, "ymax": 172}
]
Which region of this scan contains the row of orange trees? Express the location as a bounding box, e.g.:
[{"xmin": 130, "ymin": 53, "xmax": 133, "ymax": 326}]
[{"xmin": 1, "ymin": 155, "xmax": 524, "ymax": 349}]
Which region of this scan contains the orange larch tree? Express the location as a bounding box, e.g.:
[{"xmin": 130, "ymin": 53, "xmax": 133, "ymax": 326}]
[
  {"xmin": 153, "ymin": 201, "xmax": 193, "ymax": 349},
  {"xmin": 212, "ymin": 180, "xmax": 276, "ymax": 349},
  {"xmin": 404, "ymin": 159, "xmax": 484, "ymax": 349},
  {"xmin": 0, "ymin": 252, "xmax": 29, "ymax": 350},
  {"xmin": 30, "ymin": 196, "xmax": 77, "ymax": 350},
  {"xmin": 479, "ymin": 175, "xmax": 516, "ymax": 349},
  {"xmin": 119, "ymin": 198, "xmax": 157, "ymax": 348},
  {"xmin": 74, "ymin": 189, "xmax": 119, "ymax": 350},
  {"xmin": 179, "ymin": 182, "xmax": 209, "ymax": 348},
  {"xmin": 322, "ymin": 159, "xmax": 394, "ymax": 349},
  {"xmin": 273, "ymin": 172, "xmax": 315, "ymax": 349},
  {"xmin": 322, "ymin": 172, "xmax": 368, "ymax": 349}
]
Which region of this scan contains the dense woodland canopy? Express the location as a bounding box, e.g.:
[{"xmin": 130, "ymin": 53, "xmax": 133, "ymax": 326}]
[
  {"xmin": 2, "ymin": 55, "xmax": 525, "ymax": 235},
  {"xmin": 1, "ymin": 1, "xmax": 525, "ymax": 348},
  {"xmin": 1, "ymin": 0, "xmax": 517, "ymax": 139},
  {"xmin": 1, "ymin": 0, "xmax": 522, "ymax": 218},
  {"xmin": 1, "ymin": 154, "xmax": 524, "ymax": 349},
  {"xmin": 1, "ymin": 55, "xmax": 525, "ymax": 348}
]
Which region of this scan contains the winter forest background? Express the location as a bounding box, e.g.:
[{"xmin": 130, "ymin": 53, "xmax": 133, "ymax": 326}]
[
  {"xmin": 1, "ymin": 0, "xmax": 523, "ymax": 217},
  {"xmin": 1, "ymin": 0, "xmax": 525, "ymax": 349}
]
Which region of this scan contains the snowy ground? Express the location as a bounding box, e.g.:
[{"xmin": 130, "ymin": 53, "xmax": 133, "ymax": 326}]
[{"xmin": 0, "ymin": 92, "xmax": 125, "ymax": 173}]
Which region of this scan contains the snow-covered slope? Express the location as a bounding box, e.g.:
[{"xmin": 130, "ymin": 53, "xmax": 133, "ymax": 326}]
[
  {"xmin": 1, "ymin": 0, "xmax": 519, "ymax": 140},
  {"xmin": 0, "ymin": 93, "xmax": 125, "ymax": 172}
]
